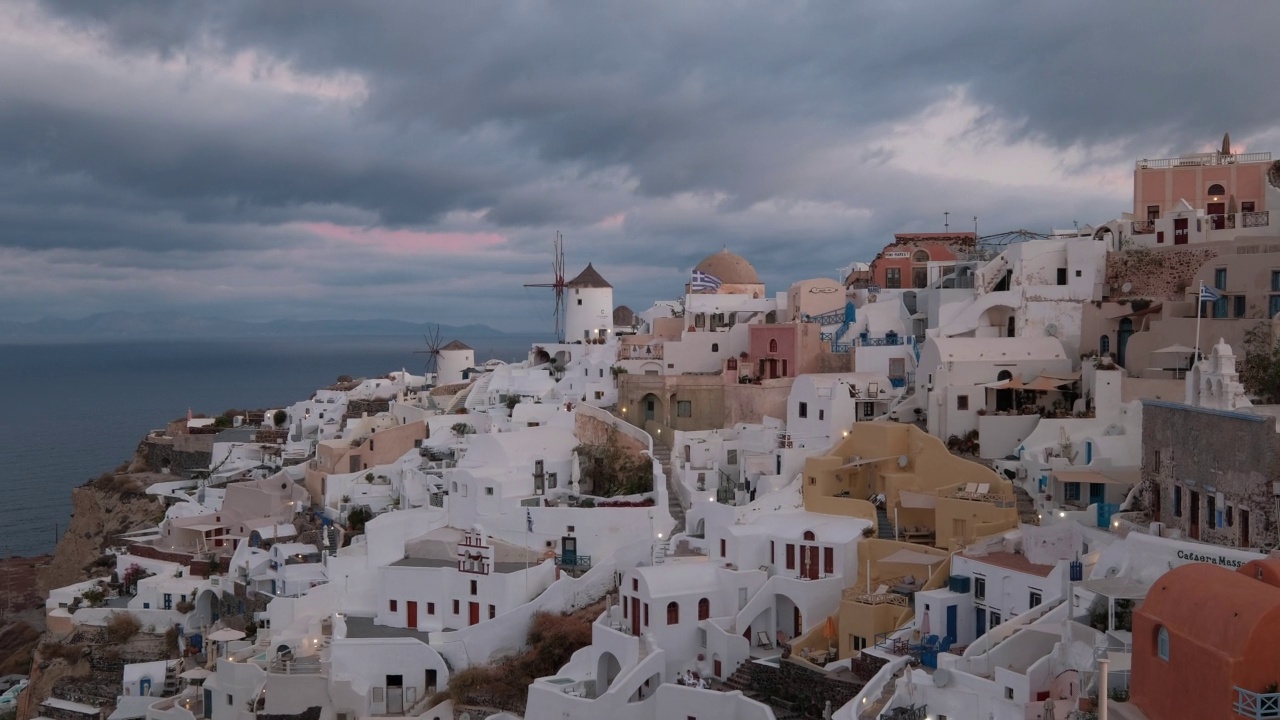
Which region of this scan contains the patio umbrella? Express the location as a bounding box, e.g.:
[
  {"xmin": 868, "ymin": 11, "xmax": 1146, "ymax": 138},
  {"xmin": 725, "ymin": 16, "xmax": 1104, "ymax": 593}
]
[
  {"xmin": 920, "ymin": 610, "xmax": 931, "ymax": 636},
  {"xmin": 207, "ymin": 628, "xmax": 246, "ymax": 642},
  {"xmin": 179, "ymin": 667, "xmax": 212, "ymax": 680},
  {"xmin": 1228, "ymin": 194, "xmax": 1238, "ymax": 215},
  {"xmin": 823, "ymin": 616, "xmax": 837, "ymax": 648},
  {"xmin": 1043, "ymin": 699, "xmax": 1056, "ymax": 720}
]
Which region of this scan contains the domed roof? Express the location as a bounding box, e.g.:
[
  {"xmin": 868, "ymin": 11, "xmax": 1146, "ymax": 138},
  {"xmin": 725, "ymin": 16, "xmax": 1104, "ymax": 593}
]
[{"xmin": 693, "ymin": 249, "xmax": 761, "ymax": 285}]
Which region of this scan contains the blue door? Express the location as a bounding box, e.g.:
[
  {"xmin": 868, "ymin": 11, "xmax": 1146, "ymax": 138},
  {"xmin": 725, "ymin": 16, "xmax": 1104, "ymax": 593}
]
[
  {"xmin": 945, "ymin": 605, "xmax": 957, "ymax": 644},
  {"xmin": 975, "ymin": 607, "xmax": 986, "ymax": 639},
  {"xmin": 140, "ymin": 677, "xmax": 152, "ymax": 696},
  {"xmin": 1089, "ymin": 483, "xmax": 1106, "ymax": 507},
  {"xmin": 203, "ymin": 689, "xmax": 213, "ymax": 719}
]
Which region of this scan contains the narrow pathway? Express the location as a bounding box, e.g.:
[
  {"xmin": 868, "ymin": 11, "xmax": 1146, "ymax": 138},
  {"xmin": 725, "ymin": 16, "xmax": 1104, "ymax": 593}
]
[{"xmin": 651, "ymin": 440, "xmax": 685, "ymax": 535}]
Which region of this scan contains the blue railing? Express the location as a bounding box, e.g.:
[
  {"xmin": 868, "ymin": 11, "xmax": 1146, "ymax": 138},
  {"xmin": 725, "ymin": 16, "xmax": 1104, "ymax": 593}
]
[
  {"xmin": 555, "ymin": 555, "xmax": 592, "ymax": 568},
  {"xmin": 1235, "ymin": 687, "xmax": 1280, "ymax": 719}
]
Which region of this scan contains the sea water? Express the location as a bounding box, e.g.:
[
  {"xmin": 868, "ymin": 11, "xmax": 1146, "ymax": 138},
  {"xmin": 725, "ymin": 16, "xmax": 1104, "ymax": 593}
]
[{"xmin": 0, "ymin": 335, "xmax": 535, "ymax": 557}]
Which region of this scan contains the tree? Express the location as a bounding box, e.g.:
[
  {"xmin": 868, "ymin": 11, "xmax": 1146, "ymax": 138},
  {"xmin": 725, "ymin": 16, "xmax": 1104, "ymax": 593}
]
[
  {"xmin": 574, "ymin": 428, "xmax": 654, "ymax": 497},
  {"xmin": 1240, "ymin": 320, "xmax": 1280, "ymax": 403},
  {"xmin": 272, "ymin": 409, "xmax": 288, "ymax": 426}
]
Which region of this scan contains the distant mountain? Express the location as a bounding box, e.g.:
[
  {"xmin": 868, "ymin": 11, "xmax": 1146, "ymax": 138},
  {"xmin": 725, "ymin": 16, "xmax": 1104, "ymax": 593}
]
[{"xmin": 0, "ymin": 311, "xmax": 532, "ymax": 343}]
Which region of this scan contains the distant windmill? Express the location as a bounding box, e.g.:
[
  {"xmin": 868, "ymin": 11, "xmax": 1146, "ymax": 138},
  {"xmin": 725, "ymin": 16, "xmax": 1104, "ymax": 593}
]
[
  {"xmin": 523, "ymin": 232, "xmax": 567, "ymax": 342},
  {"xmin": 413, "ymin": 324, "xmax": 445, "ymax": 376}
]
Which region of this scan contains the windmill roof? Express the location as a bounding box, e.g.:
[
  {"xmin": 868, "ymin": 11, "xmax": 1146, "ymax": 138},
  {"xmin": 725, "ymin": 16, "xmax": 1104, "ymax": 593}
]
[
  {"xmin": 440, "ymin": 340, "xmax": 472, "ymax": 351},
  {"xmin": 566, "ymin": 263, "xmax": 612, "ymax": 288}
]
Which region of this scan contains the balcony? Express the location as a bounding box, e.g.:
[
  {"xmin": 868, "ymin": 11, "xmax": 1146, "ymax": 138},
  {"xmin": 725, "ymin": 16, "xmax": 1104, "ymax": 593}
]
[
  {"xmin": 618, "ymin": 344, "xmax": 663, "ymax": 360},
  {"xmin": 1234, "ymin": 687, "xmax": 1280, "ymax": 719},
  {"xmin": 555, "ymin": 554, "xmax": 592, "ymax": 569},
  {"xmin": 1135, "ymin": 151, "xmax": 1271, "ymax": 169}
]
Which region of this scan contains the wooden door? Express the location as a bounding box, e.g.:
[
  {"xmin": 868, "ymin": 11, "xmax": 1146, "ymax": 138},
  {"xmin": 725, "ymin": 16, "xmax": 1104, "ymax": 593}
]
[
  {"xmin": 793, "ymin": 606, "xmax": 803, "ymax": 637},
  {"xmin": 407, "ymin": 601, "xmax": 418, "ymax": 629},
  {"xmin": 1208, "ymin": 202, "xmax": 1226, "ymax": 229},
  {"xmin": 631, "ymin": 597, "xmax": 640, "ymax": 636},
  {"xmin": 714, "ymin": 658, "xmax": 722, "ymax": 677},
  {"xmin": 1189, "ymin": 491, "xmax": 1200, "ymax": 539},
  {"xmin": 468, "ymin": 602, "xmax": 480, "ymax": 626},
  {"xmin": 1174, "ymin": 218, "xmax": 1189, "ymax": 244}
]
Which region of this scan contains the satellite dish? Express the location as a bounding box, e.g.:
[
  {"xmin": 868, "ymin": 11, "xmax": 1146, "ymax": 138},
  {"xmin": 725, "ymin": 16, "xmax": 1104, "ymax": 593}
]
[
  {"xmin": 898, "ymin": 455, "xmax": 910, "ymax": 468},
  {"xmin": 933, "ymin": 668, "xmax": 952, "ymax": 687},
  {"xmin": 1045, "ymin": 323, "xmax": 1059, "ymax": 337},
  {"xmin": 1122, "ymin": 282, "xmax": 1133, "ymax": 293},
  {"xmin": 1105, "ymin": 566, "xmax": 1119, "ymax": 578}
]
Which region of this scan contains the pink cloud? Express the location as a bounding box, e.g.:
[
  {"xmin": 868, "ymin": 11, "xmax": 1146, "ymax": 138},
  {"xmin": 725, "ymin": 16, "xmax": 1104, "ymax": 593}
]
[
  {"xmin": 595, "ymin": 212, "xmax": 626, "ymax": 230},
  {"xmin": 291, "ymin": 222, "xmax": 506, "ymax": 254}
]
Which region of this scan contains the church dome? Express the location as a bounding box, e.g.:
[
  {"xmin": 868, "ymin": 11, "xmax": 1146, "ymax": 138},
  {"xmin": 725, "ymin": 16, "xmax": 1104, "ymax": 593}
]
[{"xmin": 693, "ymin": 249, "xmax": 761, "ymax": 285}]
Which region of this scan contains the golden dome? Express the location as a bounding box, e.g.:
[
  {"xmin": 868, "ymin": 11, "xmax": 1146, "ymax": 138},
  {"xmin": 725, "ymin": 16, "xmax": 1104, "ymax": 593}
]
[{"xmin": 693, "ymin": 249, "xmax": 761, "ymax": 285}]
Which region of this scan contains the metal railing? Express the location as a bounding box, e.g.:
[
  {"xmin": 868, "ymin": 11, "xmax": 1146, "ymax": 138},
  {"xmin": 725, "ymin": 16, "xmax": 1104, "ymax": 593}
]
[
  {"xmin": 1245, "ymin": 210, "xmax": 1271, "ymax": 228},
  {"xmin": 1136, "ymin": 151, "xmax": 1271, "ymax": 169},
  {"xmin": 1234, "ymin": 687, "xmax": 1280, "ymax": 719},
  {"xmin": 555, "ymin": 555, "xmax": 592, "ymax": 568}
]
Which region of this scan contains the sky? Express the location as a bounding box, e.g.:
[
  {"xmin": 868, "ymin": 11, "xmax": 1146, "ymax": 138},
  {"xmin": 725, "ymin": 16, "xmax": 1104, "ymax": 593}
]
[{"xmin": 4, "ymin": 1, "xmax": 1280, "ymax": 332}]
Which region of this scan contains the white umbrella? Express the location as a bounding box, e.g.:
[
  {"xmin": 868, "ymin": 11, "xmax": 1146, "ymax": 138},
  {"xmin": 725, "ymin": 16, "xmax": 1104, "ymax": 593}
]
[
  {"xmin": 207, "ymin": 628, "xmax": 246, "ymax": 642},
  {"xmin": 179, "ymin": 667, "xmax": 212, "ymax": 680},
  {"xmin": 1153, "ymin": 344, "xmax": 1196, "ymax": 354}
]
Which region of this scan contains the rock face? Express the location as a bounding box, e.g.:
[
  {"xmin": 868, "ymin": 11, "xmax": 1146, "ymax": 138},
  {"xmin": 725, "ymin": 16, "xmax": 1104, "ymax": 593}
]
[{"xmin": 37, "ymin": 477, "xmax": 164, "ymax": 596}]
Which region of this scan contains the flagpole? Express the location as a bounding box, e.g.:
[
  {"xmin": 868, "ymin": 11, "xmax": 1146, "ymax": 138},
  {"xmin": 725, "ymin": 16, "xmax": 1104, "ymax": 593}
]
[{"xmin": 1194, "ymin": 282, "xmax": 1204, "ymax": 362}]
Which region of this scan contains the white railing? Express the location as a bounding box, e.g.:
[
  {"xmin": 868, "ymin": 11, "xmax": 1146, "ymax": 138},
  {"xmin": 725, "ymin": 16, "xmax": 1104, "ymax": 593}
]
[{"xmin": 1136, "ymin": 151, "xmax": 1271, "ymax": 169}]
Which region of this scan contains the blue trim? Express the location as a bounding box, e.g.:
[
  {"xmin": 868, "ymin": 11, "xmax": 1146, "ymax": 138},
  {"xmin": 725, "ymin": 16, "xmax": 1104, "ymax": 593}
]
[{"xmin": 1142, "ymin": 398, "xmax": 1269, "ymax": 423}]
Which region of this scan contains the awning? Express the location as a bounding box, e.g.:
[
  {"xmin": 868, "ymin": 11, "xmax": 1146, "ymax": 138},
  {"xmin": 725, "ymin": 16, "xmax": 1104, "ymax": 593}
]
[
  {"xmin": 898, "ymin": 490, "xmax": 937, "ymax": 509},
  {"xmin": 1053, "ymin": 469, "xmax": 1138, "ymax": 485},
  {"xmin": 984, "ymin": 376, "xmax": 1072, "ymax": 392},
  {"xmin": 880, "ymin": 548, "xmax": 947, "ymax": 565},
  {"xmin": 1080, "ymin": 576, "xmax": 1150, "ymax": 599}
]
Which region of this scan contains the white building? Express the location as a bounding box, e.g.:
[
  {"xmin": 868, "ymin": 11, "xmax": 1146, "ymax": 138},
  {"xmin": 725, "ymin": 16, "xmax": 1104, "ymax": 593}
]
[
  {"xmin": 785, "ymin": 373, "xmax": 896, "ymax": 451},
  {"xmin": 565, "ymin": 264, "xmax": 615, "ymax": 343}
]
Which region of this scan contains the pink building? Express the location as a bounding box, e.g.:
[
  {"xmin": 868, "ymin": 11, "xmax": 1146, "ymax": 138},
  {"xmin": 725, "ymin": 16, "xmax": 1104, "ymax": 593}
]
[
  {"xmin": 744, "ymin": 324, "xmax": 832, "ymax": 380},
  {"xmin": 869, "ymin": 233, "xmax": 974, "ymax": 289},
  {"xmin": 1131, "ymin": 134, "xmax": 1272, "ymax": 242}
]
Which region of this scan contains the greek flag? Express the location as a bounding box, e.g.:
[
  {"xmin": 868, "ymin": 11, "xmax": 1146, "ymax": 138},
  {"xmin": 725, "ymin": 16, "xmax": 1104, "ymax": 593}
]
[
  {"xmin": 1199, "ymin": 283, "xmax": 1220, "ymax": 302},
  {"xmin": 691, "ymin": 270, "xmax": 723, "ymax": 292},
  {"xmin": 526, "ymin": 508, "xmax": 533, "ymax": 533}
]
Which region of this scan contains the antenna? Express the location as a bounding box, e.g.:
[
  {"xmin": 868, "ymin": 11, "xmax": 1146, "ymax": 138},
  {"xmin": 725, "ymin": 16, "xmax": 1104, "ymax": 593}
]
[
  {"xmin": 944, "ymin": 211, "xmax": 950, "ymax": 231},
  {"xmin": 413, "ymin": 324, "xmax": 444, "ymax": 376},
  {"xmin": 523, "ymin": 232, "xmax": 568, "ymax": 342}
]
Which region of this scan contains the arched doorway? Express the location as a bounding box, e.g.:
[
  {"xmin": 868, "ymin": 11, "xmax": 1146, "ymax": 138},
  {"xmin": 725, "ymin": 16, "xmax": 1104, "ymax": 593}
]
[
  {"xmin": 640, "ymin": 393, "xmax": 663, "ymax": 425},
  {"xmin": 1117, "ymin": 318, "xmax": 1134, "ymax": 368},
  {"xmin": 996, "ymin": 370, "xmax": 1014, "ymax": 412},
  {"xmin": 597, "ymin": 651, "xmax": 621, "ymax": 695}
]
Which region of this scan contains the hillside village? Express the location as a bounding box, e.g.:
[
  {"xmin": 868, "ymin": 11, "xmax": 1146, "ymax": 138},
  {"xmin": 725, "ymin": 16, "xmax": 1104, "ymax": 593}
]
[{"xmin": 13, "ymin": 139, "xmax": 1280, "ymax": 720}]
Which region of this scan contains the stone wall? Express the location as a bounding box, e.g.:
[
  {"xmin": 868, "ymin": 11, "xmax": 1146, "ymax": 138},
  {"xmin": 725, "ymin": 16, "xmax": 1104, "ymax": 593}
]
[
  {"xmin": 1106, "ymin": 245, "xmax": 1222, "ymax": 300},
  {"xmin": 345, "ymin": 399, "xmax": 391, "ymax": 420},
  {"xmin": 745, "ymin": 657, "xmax": 864, "ymax": 718},
  {"xmin": 574, "ymin": 410, "xmax": 647, "ymax": 456},
  {"xmin": 137, "ymin": 436, "xmax": 212, "ymax": 476},
  {"xmin": 1142, "ymin": 400, "xmax": 1280, "ymax": 548},
  {"xmin": 218, "ymin": 587, "xmax": 270, "ymax": 630}
]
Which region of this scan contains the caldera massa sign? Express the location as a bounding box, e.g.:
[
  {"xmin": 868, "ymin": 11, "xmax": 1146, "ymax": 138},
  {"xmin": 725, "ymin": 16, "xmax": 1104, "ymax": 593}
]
[{"xmin": 1174, "ymin": 548, "xmax": 1254, "ymax": 569}]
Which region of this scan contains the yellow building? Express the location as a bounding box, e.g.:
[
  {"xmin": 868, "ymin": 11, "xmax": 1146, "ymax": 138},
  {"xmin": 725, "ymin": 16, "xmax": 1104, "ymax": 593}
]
[{"xmin": 800, "ymin": 421, "xmax": 1017, "ymax": 550}]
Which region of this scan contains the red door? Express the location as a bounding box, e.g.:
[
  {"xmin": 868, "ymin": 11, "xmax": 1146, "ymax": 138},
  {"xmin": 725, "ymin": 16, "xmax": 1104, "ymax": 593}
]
[
  {"xmin": 1208, "ymin": 202, "xmax": 1226, "ymax": 229},
  {"xmin": 714, "ymin": 658, "xmax": 722, "ymax": 677},
  {"xmin": 469, "ymin": 602, "xmax": 480, "ymax": 626},
  {"xmin": 631, "ymin": 597, "xmax": 640, "ymax": 636},
  {"xmin": 1174, "ymin": 218, "xmax": 1189, "ymax": 244},
  {"xmin": 406, "ymin": 601, "xmax": 417, "ymax": 629}
]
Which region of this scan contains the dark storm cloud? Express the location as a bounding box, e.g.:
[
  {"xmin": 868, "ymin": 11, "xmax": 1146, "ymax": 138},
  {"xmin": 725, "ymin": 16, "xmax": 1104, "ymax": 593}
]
[{"xmin": 5, "ymin": 0, "xmax": 1279, "ymax": 326}]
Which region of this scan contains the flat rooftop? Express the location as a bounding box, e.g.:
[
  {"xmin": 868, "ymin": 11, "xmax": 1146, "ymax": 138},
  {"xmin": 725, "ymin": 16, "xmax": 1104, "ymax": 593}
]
[
  {"xmin": 343, "ymin": 615, "xmax": 449, "ymax": 640},
  {"xmin": 389, "ymin": 557, "xmax": 535, "ymax": 574},
  {"xmin": 966, "ymin": 551, "xmax": 1054, "ymax": 578}
]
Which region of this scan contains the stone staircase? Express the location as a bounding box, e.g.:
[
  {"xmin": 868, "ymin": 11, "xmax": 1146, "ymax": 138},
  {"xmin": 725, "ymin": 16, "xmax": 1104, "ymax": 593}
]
[
  {"xmin": 651, "ymin": 441, "xmax": 685, "ymax": 534},
  {"xmin": 721, "ymin": 663, "xmax": 756, "ymax": 696},
  {"xmin": 875, "ymin": 506, "xmax": 895, "ymax": 539},
  {"xmin": 859, "ymin": 667, "xmax": 904, "ymax": 720}
]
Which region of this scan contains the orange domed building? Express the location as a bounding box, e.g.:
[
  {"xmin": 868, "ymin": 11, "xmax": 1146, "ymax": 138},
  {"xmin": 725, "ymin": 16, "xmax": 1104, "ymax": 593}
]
[
  {"xmin": 687, "ymin": 248, "xmax": 765, "ymax": 298},
  {"xmin": 1132, "ymin": 558, "xmax": 1280, "ymax": 720}
]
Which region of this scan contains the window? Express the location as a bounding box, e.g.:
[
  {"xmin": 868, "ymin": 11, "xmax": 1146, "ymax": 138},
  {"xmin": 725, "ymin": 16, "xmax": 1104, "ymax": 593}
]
[
  {"xmin": 485, "ymin": 487, "xmax": 494, "ymax": 496},
  {"xmin": 957, "ymin": 395, "xmax": 968, "ymax": 411},
  {"xmin": 644, "ymin": 603, "xmax": 649, "ymax": 626},
  {"xmin": 633, "ymin": 578, "xmax": 638, "ymax": 592},
  {"xmin": 711, "ymin": 343, "xmax": 719, "ymax": 353},
  {"xmin": 1174, "ymin": 485, "xmax": 1182, "ymax": 517},
  {"xmin": 1152, "ymin": 449, "xmax": 1161, "ymax": 473},
  {"xmin": 427, "ymin": 602, "xmax": 435, "ymax": 614},
  {"xmin": 389, "ymin": 599, "xmax": 397, "ymax": 612},
  {"xmin": 1207, "ymin": 494, "xmax": 1217, "ymax": 529},
  {"xmin": 1100, "ymin": 335, "xmax": 1110, "ymax": 355},
  {"xmin": 1065, "ymin": 483, "xmax": 1081, "ymax": 502},
  {"xmin": 913, "ymin": 250, "xmax": 930, "ymax": 263},
  {"xmin": 576, "ymin": 299, "xmax": 582, "ymax": 305},
  {"xmin": 698, "ymin": 598, "xmax": 710, "ymax": 620},
  {"xmin": 1157, "ymin": 626, "xmax": 1170, "ymax": 661},
  {"xmin": 769, "ymin": 338, "xmax": 779, "ymax": 353},
  {"xmin": 824, "ymin": 547, "xmax": 834, "ymax": 575},
  {"xmin": 677, "ymin": 400, "xmax": 692, "ymax": 418},
  {"xmin": 974, "ymin": 576, "xmax": 986, "ymax": 601},
  {"xmin": 786, "ymin": 544, "xmax": 796, "ymax": 570},
  {"xmin": 470, "ymin": 580, "xmax": 478, "ymax": 595},
  {"xmin": 489, "ymin": 605, "xmax": 496, "ymax": 619},
  {"xmin": 803, "ymin": 530, "xmax": 816, "ymax": 541},
  {"xmin": 667, "ymin": 602, "xmax": 680, "ymax": 625},
  {"xmin": 990, "ymin": 612, "xmax": 1002, "ymax": 628},
  {"xmin": 1227, "ymin": 504, "xmax": 1235, "ymax": 527},
  {"xmin": 1271, "ymin": 294, "xmax": 1280, "ymax": 320},
  {"xmin": 885, "ymin": 267, "xmax": 902, "ymax": 288},
  {"xmin": 1056, "ymin": 268, "xmax": 1068, "ymax": 285},
  {"xmin": 1147, "ymin": 205, "xmax": 1160, "ymax": 222},
  {"xmin": 798, "ymin": 402, "xmax": 808, "ymax": 418},
  {"xmin": 1005, "ymin": 687, "xmax": 1015, "ymax": 700},
  {"xmin": 727, "ymin": 449, "xmax": 738, "ymax": 465},
  {"xmin": 770, "ymin": 541, "xmax": 775, "ymax": 564},
  {"xmin": 1235, "ymin": 295, "xmax": 1247, "ymax": 318},
  {"xmin": 451, "ymin": 599, "xmax": 459, "ymax": 614},
  {"xmin": 818, "ymin": 409, "xmax": 825, "ymax": 421},
  {"xmin": 1207, "ymin": 183, "xmax": 1226, "ymax": 197},
  {"xmin": 1029, "ymin": 590, "xmax": 1042, "ymax": 608},
  {"xmin": 163, "ymin": 593, "xmax": 172, "ymax": 610},
  {"xmin": 852, "ymin": 635, "xmax": 867, "ymax": 651},
  {"xmin": 1243, "ymin": 201, "xmax": 1257, "ymax": 213},
  {"xmin": 1215, "ymin": 267, "xmax": 1227, "ymax": 290},
  {"xmin": 720, "ymin": 538, "xmax": 727, "ymax": 557}
]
